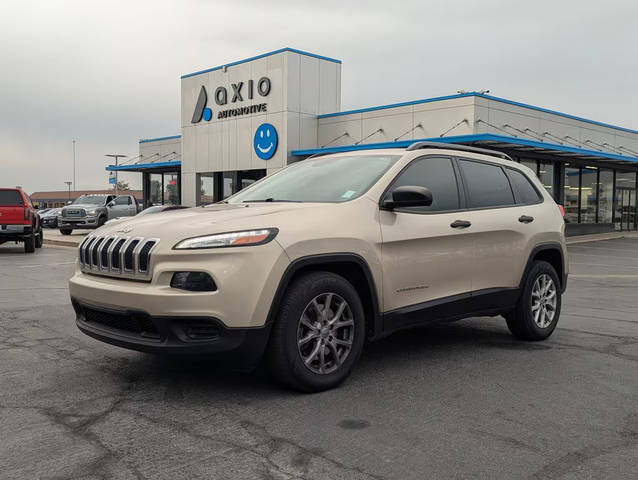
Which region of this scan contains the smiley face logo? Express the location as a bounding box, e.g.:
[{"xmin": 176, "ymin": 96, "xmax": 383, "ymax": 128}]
[{"xmin": 253, "ymin": 123, "xmax": 278, "ymax": 160}]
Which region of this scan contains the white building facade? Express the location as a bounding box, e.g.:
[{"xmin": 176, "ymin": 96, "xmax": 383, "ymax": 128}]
[{"xmin": 108, "ymin": 47, "xmax": 638, "ymax": 235}]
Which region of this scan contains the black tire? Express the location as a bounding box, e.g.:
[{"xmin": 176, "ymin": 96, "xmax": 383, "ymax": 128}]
[
  {"xmin": 267, "ymin": 271, "xmax": 366, "ymax": 392},
  {"xmin": 60, "ymin": 229, "xmax": 72, "ymax": 235},
  {"xmin": 98, "ymin": 216, "xmax": 106, "ymax": 227},
  {"xmin": 24, "ymin": 232, "xmax": 35, "ymax": 253},
  {"xmin": 506, "ymin": 260, "xmax": 561, "ymax": 341},
  {"xmin": 35, "ymin": 227, "xmax": 43, "ymax": 248}
]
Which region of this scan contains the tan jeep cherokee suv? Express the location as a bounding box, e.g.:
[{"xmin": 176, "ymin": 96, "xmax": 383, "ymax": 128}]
[{"xmin": 69, "ymin": 142, "xmax": 567, "ymax": 392}]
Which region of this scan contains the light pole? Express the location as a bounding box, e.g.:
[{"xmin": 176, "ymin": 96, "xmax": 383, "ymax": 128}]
[
  {"xmin": 72, "ymin": 140, "xmax": 77, "ymax": 191},
  {"xmin": 105, "ymin": 154, "xmax": 127, "ymax": 194},
  {"xmin": 64, "ymin": 181, "xmax": 72, "ymax": 202}
]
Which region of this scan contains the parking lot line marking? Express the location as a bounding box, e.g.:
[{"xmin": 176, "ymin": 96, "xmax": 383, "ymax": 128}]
[
  {"xmin": 571, "ymin": 262, "xmax": 638, "ymax": 269},
  {"xmin": 570, "ymin": 274, "xmax": 638, "ymax": 278},
  {"xmin": 3, "ymin": 262, "xmax": 76, "ymax": 268}
]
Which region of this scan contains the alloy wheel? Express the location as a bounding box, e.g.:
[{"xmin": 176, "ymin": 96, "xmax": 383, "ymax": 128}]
[
  {"xmin": 531, "ymin": 273, "xmax": 557, "ymax": 328},
  {"xmin": 297, "ymin": 292, "xmax": 354, "ymax": 374}
]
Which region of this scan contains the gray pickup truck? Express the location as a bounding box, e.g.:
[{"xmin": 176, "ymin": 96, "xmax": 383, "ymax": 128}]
[{"xmin": 59, "ymin": 194, "xmax": 140, "ymax": 235}]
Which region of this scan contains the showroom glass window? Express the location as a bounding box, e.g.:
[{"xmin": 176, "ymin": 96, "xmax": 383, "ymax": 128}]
[
  {"xmin": 197, "ymin": 173, "xmax": 215, "ymax": 205},
  {"xmin": 149, "ymin": 173, "xmax": 162, "ymax": 205},
  {"xmin": 564, "ymin": 165, "xmax": 580, "ymax": 223},
  {"xmin": 598, "ymin": 169, "xmax": 613, "ymax": 223},
  {"xmin": 615, "ymin": 171, "xmax": 637, "ymax": 230},
  {"xmin": 163, "ymin": 172, "xmax": 180, "ymax": 205},
  {"xmin": 520, "ymin": 159, "xmax": 538, "ymax": 177},
  {"xmin": 539, "ymin": 162, "xmax": 554, "ymax": 197},
  {"xmin": 580, "ymin": 167, "xmax": 597, "ymax": 223},
  {"xmin": 386, "ymin": 156, "xmax": 460, "ymax": 212},
  {"xmin": 459, "ymin": 159, "xmax": 515, "ymax": 208}
]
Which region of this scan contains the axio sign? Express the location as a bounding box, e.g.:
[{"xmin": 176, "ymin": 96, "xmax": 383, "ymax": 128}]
[{"xmin": 191, "ymin": 77, "xmax": 272, "ymax": 123}]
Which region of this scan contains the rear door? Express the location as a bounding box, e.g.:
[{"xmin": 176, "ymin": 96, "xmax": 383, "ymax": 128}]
[
  {"xmin": 0, "ymin": 189, "xmax": 26, "ymax": 224},
  {"xmin": 380, "ymin": 155, "xmax": 474, "ymax": 322},
  {"xmin": 456, "ymin": 158, "xmax": 534, "ymax": 298}
]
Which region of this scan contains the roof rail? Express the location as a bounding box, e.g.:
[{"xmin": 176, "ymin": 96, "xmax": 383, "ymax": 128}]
[{"xmin": 406, "ymin": 141, "xmax": 513, "ymax": 161}]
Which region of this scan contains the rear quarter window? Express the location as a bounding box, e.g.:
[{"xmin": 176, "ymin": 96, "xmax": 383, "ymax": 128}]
[
  {"xmin": 507, "ymin": 168, "xmax": 543, "ymax": 205},
  {"xmin": 0, "ymin": 190, "xmax": 24, "ymax": 205}
]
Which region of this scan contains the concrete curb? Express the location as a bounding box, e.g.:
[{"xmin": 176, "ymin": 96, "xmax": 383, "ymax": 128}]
[
  {"xmin": 566, "ymin": 232, "xmax": 638, "ymax": 245},
  {"xmin": 43, "ymin": 238, "xmax": 81, "ymax": 248}
]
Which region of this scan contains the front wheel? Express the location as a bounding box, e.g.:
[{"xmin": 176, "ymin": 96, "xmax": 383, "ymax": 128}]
[
  {"xmin": 35, "ymin": 227, "xmax": 43, "ymax": 248},
  {"xmin": 59, "ymin": 229, "xmax": 72, "ymax": 235},
  {"xmin": 267, "ymin": 271, "xmax": 366, "ymax": 392},
  {"xmin": 506, "ymin": 260, "xmax": 561, "ymax": 341}
]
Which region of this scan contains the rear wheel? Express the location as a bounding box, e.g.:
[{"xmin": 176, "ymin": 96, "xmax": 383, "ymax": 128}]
[
  {"xmin": 506, "ymin": 260, "xmax": 561, "ymax": 341},
  {"xmin": 267, "ymin": 271, "xmax": 365, "ymax": 392},
  {"xmin": 59, "ymin": 229, "xmax": 72, "ymax": 235},
  {"xmin": 35, "ymin": 226, "xmax": 43, "ymax": 248},
  {"xmin": 24, "ymin": 232, "xmax": 35, "ymax": 253}
]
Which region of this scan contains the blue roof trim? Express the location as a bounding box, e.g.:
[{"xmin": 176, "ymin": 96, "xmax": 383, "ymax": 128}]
[
  {"xmin": 139, "ymin": 135, "xmax": 181, "ymax": 144},
  {"xmin": 106, "ymin": 161, "xmax": 182, "ymax": 171},
  {"xmin": 319, "ymin": 92, "xmax": 638, "ymax": 135},
  {"xmin": 181, "ymin": 47, "xmax": 341, "ymax": 79},
  {"xmin": 318, "ymin": 93, "xmax": 477, "ymax": 118},
  {"xmin": 291, "ymin": 133, "xmax": 638, "ymax": 164}
]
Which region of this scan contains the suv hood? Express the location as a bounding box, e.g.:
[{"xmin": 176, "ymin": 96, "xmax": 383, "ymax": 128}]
[{"xmin": 93, "ymin": 202, "xmax": 334, "ymax": 246}]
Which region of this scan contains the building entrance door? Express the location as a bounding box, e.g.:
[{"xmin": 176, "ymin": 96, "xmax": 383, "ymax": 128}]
[{"xmin": 616, "ymin": 188, "xmax": 636, "ymax": 231}]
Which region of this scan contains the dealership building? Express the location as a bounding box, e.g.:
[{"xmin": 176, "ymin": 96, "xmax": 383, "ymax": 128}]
[{"xmin": 107, "ymin": 47, "xmax": 638, "ymax": 235}]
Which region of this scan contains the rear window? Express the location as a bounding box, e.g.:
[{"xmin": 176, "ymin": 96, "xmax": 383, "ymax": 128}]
[
  {"xmin": 0, "ymin": 190, "xmax": 24, "ymax": 205},
  {"xmin": 508, "ymin": 168, "xmax": 542, "ymax": 205}
]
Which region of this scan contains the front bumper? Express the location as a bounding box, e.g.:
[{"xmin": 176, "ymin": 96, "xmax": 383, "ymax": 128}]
[
  {"xmin": 72, "ymin": 299, "xmax": 272, "ymax": 364},
  {"xmin": 42, "ymin": 218, "xmax": 58, "ymax": 227},
  {"xmin": 59, "ymin": 216, "xmax": 98, "ymax": 229}
]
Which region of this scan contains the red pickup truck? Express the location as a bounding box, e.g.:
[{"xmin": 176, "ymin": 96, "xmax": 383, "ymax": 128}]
[{"xmin": 0, "ymin": 188, "xmax": 43, "ymax": 253}]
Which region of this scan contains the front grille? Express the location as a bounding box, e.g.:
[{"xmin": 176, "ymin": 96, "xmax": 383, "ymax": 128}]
[
  {"xmin": 78, "ymin": 235, "xmax": 159, "ymax": 281},
  {"xmin": 82, "ymin": 307, "xmax": 161, "ymax": 340},
  {"xmin": 64, "ymin": 208, "xmax": 86, "ymax": 218}
]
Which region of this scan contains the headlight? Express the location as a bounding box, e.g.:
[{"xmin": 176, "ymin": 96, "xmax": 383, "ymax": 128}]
[
  {"xmin": 173, "ymin": 228, "xmax": 278, "ymax": 250},
  {"xmin": 86, "ymin": 209, "xmax": 98, "ymax": 215}
]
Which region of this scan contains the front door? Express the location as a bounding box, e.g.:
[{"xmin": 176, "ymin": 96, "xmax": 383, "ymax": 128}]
[{"xmin": 380, "ymin": 156, "xmax": 474, "ymax": 324}]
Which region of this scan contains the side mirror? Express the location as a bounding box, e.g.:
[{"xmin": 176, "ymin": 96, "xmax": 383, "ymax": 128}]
[
  {"xmin": 66, "ymin": 200, "xmax": 72, "ymax": 205},
  {"xmin": 382, "ymin": 185, "xmax": 433, "ymax": 210},
  {"xmin": 107, "ymin": 201, "xmax": 115, "ymax": 208}
]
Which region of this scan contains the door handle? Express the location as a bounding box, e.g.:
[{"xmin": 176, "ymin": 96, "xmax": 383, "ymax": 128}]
[
  {"xmin": 450, "ymin": 220, "xmax": 471, "ymax": 229},
  {"xmin": 518, "ymin": 215, "xmax": 534, "ymax": 223}
]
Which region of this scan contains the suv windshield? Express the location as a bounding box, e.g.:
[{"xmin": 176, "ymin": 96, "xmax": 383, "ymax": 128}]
[
  {"xmin": 72, "ymin": 195, "xmax": 106, "ymax": 205},
  {"xmin": 227, "ymin": 154, "xmax": 400, "ymax": 204}
]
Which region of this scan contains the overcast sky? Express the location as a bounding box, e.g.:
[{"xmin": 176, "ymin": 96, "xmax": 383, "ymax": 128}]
[{"xmin": 1, "ymin": 0, "xmax": 636, "ymax": 194}]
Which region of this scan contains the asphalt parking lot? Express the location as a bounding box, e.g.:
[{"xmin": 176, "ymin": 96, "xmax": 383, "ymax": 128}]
[{"xmin": 1, "ymin": 238, "xmax": 638, "ymax": 479}]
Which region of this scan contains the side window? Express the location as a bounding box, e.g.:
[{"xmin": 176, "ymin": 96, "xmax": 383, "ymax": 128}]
[
  {"xmin": 458, "ymin": 159, "xmax": 515, "ymax": 208},
  {"xmin": 385, "ymin": 156, "xmax": 460, "ymax": 212},
  {"xmin": 113, "ymin": 196, "xmax": 129, "ymax": 206},
  {"xmin": 507, "ymin": 168, "xmax": 542, "ymax": 205}
]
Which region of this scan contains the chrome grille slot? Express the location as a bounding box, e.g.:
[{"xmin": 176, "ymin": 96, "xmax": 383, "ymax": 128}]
[
  {"xmin": 111, "ymin": 238, "xmax": 127, "ymax": 270},
  {"xmin": 100, "ymin": 238, "xmax": 114, "ymax": 270},
  {"xmin": 78, "ymin": 235, "xmax": 159, "ymax": 281},
  {"xmin": 123, "ymin": 240, "xmax": 140, "ymax": 272},
  {"xmin": 90, "ymin": 237, "xmax": 104, "ymax": 269},
  {"xmin": 138, "ymin": 241, "xmax": 156, "ymax": 273}
]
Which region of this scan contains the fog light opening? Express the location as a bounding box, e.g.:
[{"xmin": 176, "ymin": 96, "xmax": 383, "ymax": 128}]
[{"xmin": 170, "ymin": 272, "xmax": 217, "ymax": 292}]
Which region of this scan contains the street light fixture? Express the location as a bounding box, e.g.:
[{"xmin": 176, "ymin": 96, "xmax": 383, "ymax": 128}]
[
  {"xmin": 105, "ymin": 154, "xmax": 127, "ymax": 194},
  {"xmin": 64, "ymin": 181, "xmax": 72, "ymax": 202}
]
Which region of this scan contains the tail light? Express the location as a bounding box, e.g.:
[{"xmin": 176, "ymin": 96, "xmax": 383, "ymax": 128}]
[
  {"xmin": 24, "ymin": 207, "xmax": 30, "ymax": 220},
  {"xmin": 557, "ymin": 204, "xmax": 566, "ymax": 218}
]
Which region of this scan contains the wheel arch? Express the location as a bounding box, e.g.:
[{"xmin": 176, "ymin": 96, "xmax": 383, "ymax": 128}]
[
  {"xmin": 266, "ymin": 253, "xmax": 382, "ymax": 340},
  {"xmin": 520, "ymin": 242, "xmax": 567, "ymax": 293}
]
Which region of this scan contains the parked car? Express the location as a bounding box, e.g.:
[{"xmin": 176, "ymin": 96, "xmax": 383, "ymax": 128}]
[
  {"xmin": 104, "ymin": 204, "xmax": 189, "ymax": 225},
  {"xmin": 40, "ymin": 208, "xmax": 62, "ymax": 228},
  {"xmin": 59, "ymin": 194, "xmax": 140, "ymax": 235},
  {"xmin": 0, "ymin": 187, "xmax": 43, "ymax": 253},
  {"xmin": 69, "ymin": 142, "xmax": 568, "ymax": 391}
]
